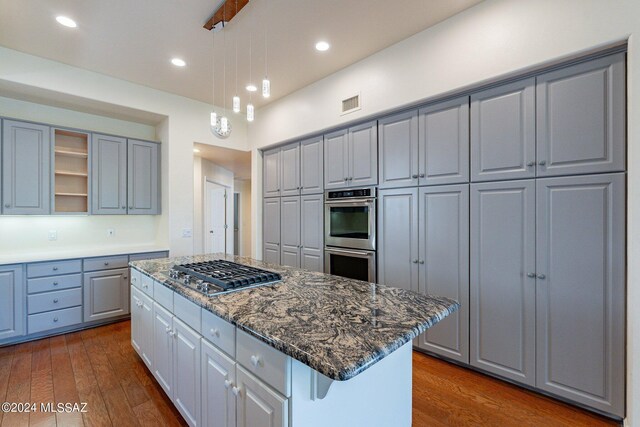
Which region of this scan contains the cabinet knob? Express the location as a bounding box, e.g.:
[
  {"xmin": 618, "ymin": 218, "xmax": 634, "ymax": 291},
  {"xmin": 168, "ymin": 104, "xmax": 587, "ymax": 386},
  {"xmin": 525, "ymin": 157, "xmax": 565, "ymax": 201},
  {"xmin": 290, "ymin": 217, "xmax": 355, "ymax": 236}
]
[
  {"xmin": 344, "ymin": 177, "xmax": 348, "ymax": 181},
  {"xmin": 224, "ymin": 380, "xmax": 233, "ymax": 389},
  {"xmin": 129, "ymin": 206, "xmax": 133, "ymax": 210},
  {"xmin": 165, "ymin": 326, "xmax": 172, "ymax": 334},
  {"xmin": 210, "ymin": 328, "xmax": 220, "ymax": 337},
  {"xmin": 526, "ymin": 161, "xmax": 535, "ymax": 167},
  {"xmin": 104, "ymin": 262, "xmax": 109, "ymax": 266},
  {"xmin": 122, "ymin": 206, "xmax": 126, "ymax": 210},
  {"xmin": 53, "ymin": 317, "xmax": 59, "ymax": 323},
  {"xmin": 3, "ymin": 204, "xmax": 9, "ymax": 208},
  {"xmin": 53, "ymin": 282, "xmax": 59, "ymax": 286},
  {"xmin": 349, "ymin": 177, "xmax": 353, "ymax": 181},
  {"xmin": 538, "ymin": 160, "xmax": 547, "ymax": 166},
  {"xmin": 419, "ymin": 173, "xmax": 425, "ymax": 178},
  {"xmin": 232, "ymin": 386, "xmax": 241, "ymax": 397},
  {"xmin": 250, "ymin": 355, "xmax": 262, "ymax": 367},
  {"xmin": 537, "ymin": 274, "xmax": 546, "ymax": 280},
  {"xmin": 53, "ymin": 267, "xmax": 59, "ymax": 271},
  {"xmin": 419, "ymin": 260, "xmax": 425, "ymax": 264},
  {"xmin": 527, "ymin": 272, "xmax": 536, "ymax": 278},
  {"xmin": 412, "ymin": 259, "xmax": 418, "ymax": 264},
  {"xmin": 53, "ymin": 299, "xmax": 59, "ymax": 303},
  {"xmin": 412, "ymin": 174, "xmax": 418, "ymax": 179}
]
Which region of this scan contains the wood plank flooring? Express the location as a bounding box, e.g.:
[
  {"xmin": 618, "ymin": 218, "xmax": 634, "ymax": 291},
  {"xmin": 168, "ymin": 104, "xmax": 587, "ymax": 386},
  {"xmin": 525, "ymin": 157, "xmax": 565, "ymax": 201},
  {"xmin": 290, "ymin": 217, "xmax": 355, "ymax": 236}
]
[{"xmin": 0, "ymin": 320, "xmax": 620, "ymax": 426}]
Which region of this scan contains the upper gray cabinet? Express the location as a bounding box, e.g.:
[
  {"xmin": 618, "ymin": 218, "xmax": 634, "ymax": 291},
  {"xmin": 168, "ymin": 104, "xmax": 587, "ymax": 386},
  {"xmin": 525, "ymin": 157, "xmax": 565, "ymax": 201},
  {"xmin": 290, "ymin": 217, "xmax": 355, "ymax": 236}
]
[
  {"xmin": 471, "ymin": 78, "xmax": 536, "ymax": 182},
  {"xmin": 470, "ymin": 179, "xmax": 536, "ymax": 386},
  {"xmin": 262, "ymin": 197, "xmax": 281, "ymax": 265},
  {"xmin": 536, "ymin": 53, "xmax": 625, "ymax": 177},
  {"xmin": 324, "ymin": 121, "xmax": 377, "ymax": 189},
  {"xmin": 300, "ymin": 137, "xmax": 324, "ymax": 195},
  {"xmin": 2, "ymin": 120, "xmax": 51, "ymax": 215},
  {"xmin": 535, "ymin": 173, "xmax": 625, "ymax": 416},
  {"xmin": 419, "ymin": 96, "xmax": 470, "ymax": 186},
  {"xmin": 280, "ymin": 143, "xmax": 300, "ymax": 197},
  {"xmin": 128, "ymin": 139, "xmax": 160, "ymax": 215},
  {"xmin": 324, "ymin": 129, "xmax": 349, "ymax": 190},
  {"xmin": 378, "ymin": 111, "xmax": 419, "ymax": 189},
  {"xmin": 263, "ymin": 147, "xmax": 281, "ymax": 198},
  {"xmin": 92, "ymin": 134, "xmax": 127, "ymax": 215}
]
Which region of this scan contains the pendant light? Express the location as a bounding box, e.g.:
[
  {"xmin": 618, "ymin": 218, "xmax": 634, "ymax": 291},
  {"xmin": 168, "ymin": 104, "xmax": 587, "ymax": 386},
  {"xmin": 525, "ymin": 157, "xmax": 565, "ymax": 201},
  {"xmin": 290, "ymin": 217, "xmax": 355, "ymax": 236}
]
[
  {"xmin": 209, "ymin": 28, "xmax": 217, "ymax": 132},
  {"xmin": 262, "ymin": 0, "xmax": 270, "ymax": 98},
  {"xmin": 232, "ymin": 0, "xmax": 241, "ymax": 113},
  {"xmin": 247, "ymin": 17, "xmax": 255, "ymax": 122},
  {"xmin": 220, "ymin": 5, "xmax": 230, "ymax": 134}
]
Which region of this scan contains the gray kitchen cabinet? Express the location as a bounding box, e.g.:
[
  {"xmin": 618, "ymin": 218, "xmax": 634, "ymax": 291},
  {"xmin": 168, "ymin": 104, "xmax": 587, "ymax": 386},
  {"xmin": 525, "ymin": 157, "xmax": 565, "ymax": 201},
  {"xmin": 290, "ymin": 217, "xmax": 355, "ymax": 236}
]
[
  {"xmin": 377, "ymin": 188, "xmax": 419, "ymax": 292},
  {"xmin": 263, "ymin": 147, "xmax": 281, "ymax": 198},
  {"xmin": 0, "ymin": 265, "xmax": 24, "ymax": 341},
  {"xmin": 471, "ymin": 78, "xmax": 536, "ymax": 182},
  {"xmin": 470, "ymin": 180, "xmax": 536, "ymax": 386},
  {"xmin": 349, "ymin": 121, "xmax": 378, "ymax": 187},
  {"xmin": 280, "ymin": 142, "xmax": 300, "ymax": 197},
  {"xmin": 419, "ymin": 96, "xmax": 470, "ymax": 186},
  {"xmin": 324, "ymin": 129, "xmax": 349, "ymax": 190},
  {"xmin": 280, "ymin": 196, "xmax": 301, "ymax": 268},
  {"xmin": 83, "ymin": 267, "xmax": 130, "ymax": 322},
  {"xmin": 536, "ymin": 53, "xmax": 625, "ymax": 177},
  {"xmin": 415, "ymin": 185, "xmax": 469, "ymax": 363},
  {"xmin": 128, "ymin": 139, "xmax": 160, "ymax": 215},
  {"xmin": 300, "ymin": 137, "xmax": 324, "ymax": 195},
  {"xmin": 263, "ymin": 197, "xmax": 281, "ymax": 265},
  {"xmin": 2, "ymin": 120, "xmax": 51, "ymax": 215},
  {"xmin": 535, "ymin": 173, "xmax": 625, "ymax": 417},
  {"xmin": 378, "ymin": 110, "xmax": 419, "ymax": 189},
  {"xmin": 92, "ymin": 133, "xmax": 127, "ymax": 214},
  {"xmin": 300, "ymin": 194, "xmax": 323, "ymax": 272}
]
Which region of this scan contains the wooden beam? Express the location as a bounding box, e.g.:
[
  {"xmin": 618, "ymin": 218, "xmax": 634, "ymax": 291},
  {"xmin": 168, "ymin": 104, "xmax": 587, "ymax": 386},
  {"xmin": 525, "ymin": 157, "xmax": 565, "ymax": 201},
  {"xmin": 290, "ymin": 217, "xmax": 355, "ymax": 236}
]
[{"xmin": 204, "ymin": 0, "xmax": 250, "ymax": 30}]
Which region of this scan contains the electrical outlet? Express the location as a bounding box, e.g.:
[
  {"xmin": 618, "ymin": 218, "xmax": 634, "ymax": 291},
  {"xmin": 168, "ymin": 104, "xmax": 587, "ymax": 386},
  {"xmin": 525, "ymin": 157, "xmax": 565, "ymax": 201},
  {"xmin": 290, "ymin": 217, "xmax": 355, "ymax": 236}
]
[
  {"xmin": 107, "ymin": 228, "xmax": 115, "ymax": 237},
  {"xmin": 48, "ymin": 230, "xmax": 57, "ymax": 241},
  {"xmin": 182, "ymin": 228, "xmax": 192, "ymax": 238}
]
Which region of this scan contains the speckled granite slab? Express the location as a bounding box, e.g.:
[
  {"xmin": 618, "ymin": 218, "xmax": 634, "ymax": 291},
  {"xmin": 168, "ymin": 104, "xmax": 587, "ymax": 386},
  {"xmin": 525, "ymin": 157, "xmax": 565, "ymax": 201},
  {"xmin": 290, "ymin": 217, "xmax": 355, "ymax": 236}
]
[{"xmin": 130, "ymin": 254, "xmax": 458, "ymax": 381}]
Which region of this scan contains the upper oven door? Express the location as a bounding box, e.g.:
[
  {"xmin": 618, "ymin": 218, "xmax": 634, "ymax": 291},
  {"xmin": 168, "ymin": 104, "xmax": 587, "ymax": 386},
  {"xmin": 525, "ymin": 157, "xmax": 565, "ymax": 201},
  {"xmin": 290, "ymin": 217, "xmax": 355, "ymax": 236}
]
[{"xmin": 324, "ymin": 198, "xmax": 376, "ymax": 250}]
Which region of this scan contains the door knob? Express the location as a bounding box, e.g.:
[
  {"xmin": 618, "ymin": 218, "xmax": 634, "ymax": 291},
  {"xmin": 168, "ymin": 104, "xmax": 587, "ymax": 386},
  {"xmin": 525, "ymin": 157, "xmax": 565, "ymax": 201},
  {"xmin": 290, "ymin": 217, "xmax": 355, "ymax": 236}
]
[
  {"xmin": 129, "ymin": 206, "xmax": 133, "ymax": 210},
  {"xmin": 210, "ymin": 328, "xmax": 220, "ymax": 337},
  {"xmin": 250, "ymin": 355, "xmax": 262, "ymax": 367},
  {"xmin": 53, "ymin": 282, "xmax": 59, "ymax": 286}
]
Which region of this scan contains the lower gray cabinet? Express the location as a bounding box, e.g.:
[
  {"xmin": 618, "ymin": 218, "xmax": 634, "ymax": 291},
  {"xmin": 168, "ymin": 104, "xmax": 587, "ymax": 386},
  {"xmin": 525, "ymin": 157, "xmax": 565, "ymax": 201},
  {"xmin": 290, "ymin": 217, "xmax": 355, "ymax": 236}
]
[
  {"xmin": 415, "ymin": 185, "xmax": 469, "ymax": 363},
  {"xmin": 280, "ymin": 196, "xmax": 301, "ymax": 267},
  {"xmin": 263, "ymin": 198, "xmax": 281, "ymax": 265},
  {"xmin": 0, "ymin": 265, "xmax": 24, "ymax": 340},
  {"xmin": 470, "ymin": 180, "xmax": 536, "ymax": 386},
  {"xmin": 300, "ymin": 194, "xmax": 324, "ymax": 272},
  {"xmin": 535, "ymin": 173, "xmax": 625, "ymax": 416},
  {"xmin": 83, "ymin": 268, "xmax": 130, "ymax": 321}
]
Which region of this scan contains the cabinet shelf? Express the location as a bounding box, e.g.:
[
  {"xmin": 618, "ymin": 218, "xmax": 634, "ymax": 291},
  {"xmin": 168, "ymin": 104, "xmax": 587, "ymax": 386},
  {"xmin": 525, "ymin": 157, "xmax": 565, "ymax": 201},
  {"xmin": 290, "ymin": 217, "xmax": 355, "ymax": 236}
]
[
  {"xmin": 55, "ymin": 192, "xmax": 88, "ymax": 197},
  {"xmin": 55, "ymin": 170, "xmax": 88, "ymax": 177},
  {"xmin": 54, "ymin": 149, "xmax": 88, "ymax": 158}
]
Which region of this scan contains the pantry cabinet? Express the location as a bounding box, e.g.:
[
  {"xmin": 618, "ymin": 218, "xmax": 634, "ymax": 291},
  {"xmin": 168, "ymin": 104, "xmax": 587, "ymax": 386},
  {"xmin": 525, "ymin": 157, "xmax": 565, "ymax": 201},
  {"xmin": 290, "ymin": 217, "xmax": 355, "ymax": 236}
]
[
  {"xmin": 300, "ymin": 137, "xmax": 324, "ymax": 195},
  {"xmin": 91, "ymin": 134, "xmax": 127, "ymax": 214},
  {"xmin": 280, "ymin": 143, "xmax": 300, "ymax": 197},
  {"xmin": 280, "ymin": 196, "xmax": 301, "ymax": 268},
  {"xmin": 263, "ymin": 148, "xmax": 281, "ymax": 198},
  {"xmin": 323, "ymin": 129, "xmax": 349, "ymax": 190},
  {"xmin": 0, "ymin": 265, "xmax": 24, "ymax": 340},
  {"xmin": 324, "ymin": 121, "xmax": 377, "ymax": 189},
  {"xmin": 2, "ymin": 120, "xmax": 51, "ymax": 215},
  {"xmin": 263, "ymin": 198, "xmax": 281, "ymax": 265},
  {"xmin": 378, "ymin": 111, "xmax": 418, "ymax": 189},
  {"xmin": 300, "ymin": 194, "xmax": 324, "ymax": 272}
]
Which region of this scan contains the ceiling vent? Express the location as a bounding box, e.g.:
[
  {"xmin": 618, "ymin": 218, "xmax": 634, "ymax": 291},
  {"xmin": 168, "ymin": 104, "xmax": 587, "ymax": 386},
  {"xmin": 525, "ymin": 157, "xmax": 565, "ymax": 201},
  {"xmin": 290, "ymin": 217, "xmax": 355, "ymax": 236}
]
[{"xmin": 341, "ymin": 94, "xmax": 361, "ymax": 115}]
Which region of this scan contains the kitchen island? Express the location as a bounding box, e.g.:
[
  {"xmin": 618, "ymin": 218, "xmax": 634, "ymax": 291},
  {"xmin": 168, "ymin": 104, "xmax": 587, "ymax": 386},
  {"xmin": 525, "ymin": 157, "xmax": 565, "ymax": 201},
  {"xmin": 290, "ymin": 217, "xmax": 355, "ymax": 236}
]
[{"xmin": 130, "ymin": 254, "xmax": 458, "ymax": 427}]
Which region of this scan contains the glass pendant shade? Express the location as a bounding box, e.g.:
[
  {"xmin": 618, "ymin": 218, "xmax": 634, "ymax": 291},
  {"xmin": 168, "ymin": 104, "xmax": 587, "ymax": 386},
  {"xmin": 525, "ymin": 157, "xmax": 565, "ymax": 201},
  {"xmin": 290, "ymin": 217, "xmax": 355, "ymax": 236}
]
[
  {"xmin": 262, "ymin": 78, "xmax": 271, "ymax": 98},
  {"xmin": 233, "ymin": 96, "xmax": 240, "ymax": 113},
  {"xmin": 247, "ymin": 104, "xmax": 255, "ymax": 122},
  {"xmin": 210, "ymin": 111, "xmax": 217, "ymax": 127},
  {"xmin": 220, "ymin": 116, "xmax": 229, "ymax": 133}
]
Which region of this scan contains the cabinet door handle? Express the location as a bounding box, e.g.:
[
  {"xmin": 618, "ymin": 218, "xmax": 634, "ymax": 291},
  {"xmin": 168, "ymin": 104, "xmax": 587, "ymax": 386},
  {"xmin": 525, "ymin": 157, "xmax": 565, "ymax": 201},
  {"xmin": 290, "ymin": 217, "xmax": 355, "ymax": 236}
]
[
  {"xmin": 53, "ymin": 299, "xmax": 59, "ymax": 303},
  {"xmin": 419, "ymin": 260, "xmax": 425, "ymax": 264},
  {"xmin": 3, "ymin": 204, "xmax": 9, "ymax": 208},
  {"xmin": 538, "ymin": 160, "xmax": 547, "ymax": 166},
  {"xmin": 210, "ymin": 328, "xmax": 220, "ymax": 337},
  {"xmin": 129, "ymin": 206, "xmax": 134, "ymax": 210},
  {"xmin": 412, "ymin": 174, "xmax": 418, "ymax": 179},
  {"xmin": 344, "ymin": 177, "xmax": 348, "ymax": 181},
  {"xmin": 526, "ymin": 161, "xmax": 535, "ymax": 167},
  {"xmin": 250, "ymin": 355, "xmax": 262, "ymax": 367},
  {"xmin": 419, "ymin": 173, "xmax": 425, "ymax": 178},
  {"xmin": 224, "ymin": 380, "xmax": 233, "ymax": 389},
  {"xmin": 537, "ymin": 274, "xmax": 546, "ymax": 280},
  {"xmin": 527, "ymin": 272, "xmax": 536, "ymax": 278},
  {"xmin": 412, "ymin": 259, "xmax": 418, "ymax": 264},
  {"xmin": 53, "ymin": 267, "xmax": 59, "ymax": 271},
  {"xmin": 53, "ymin": 317, "xmax": 59, "ymax": 323},
  {"xmin": 232, "ymin": 386, "xmax": 241, "ymax": 397},
  {"xmin": 122, "ymin": 206, "xmax": 126, "ymax": 210},
  {"xmin": 53, "ymin": 282, "xmax": 59, "ymax": 286}
]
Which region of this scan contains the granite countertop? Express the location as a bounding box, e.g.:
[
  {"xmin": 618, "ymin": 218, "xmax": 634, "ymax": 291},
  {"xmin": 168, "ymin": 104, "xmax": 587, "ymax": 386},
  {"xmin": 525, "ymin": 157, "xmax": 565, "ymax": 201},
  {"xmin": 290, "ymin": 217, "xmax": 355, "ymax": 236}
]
[{"xmin": 130, "ymin": 254, "xmax": 458, "ymax": 381}]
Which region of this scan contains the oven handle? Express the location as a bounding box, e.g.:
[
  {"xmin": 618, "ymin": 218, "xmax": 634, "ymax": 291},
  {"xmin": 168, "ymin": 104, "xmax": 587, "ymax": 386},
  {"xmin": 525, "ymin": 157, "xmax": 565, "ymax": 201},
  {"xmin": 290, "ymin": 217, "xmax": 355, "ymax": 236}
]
[
  {"xmin": 325, "ymin": 198, "xmax": 375, "ymax": 205},
  {"xmin": 325, "ymin": 247, "xmax": 373, "ymax": 257}
]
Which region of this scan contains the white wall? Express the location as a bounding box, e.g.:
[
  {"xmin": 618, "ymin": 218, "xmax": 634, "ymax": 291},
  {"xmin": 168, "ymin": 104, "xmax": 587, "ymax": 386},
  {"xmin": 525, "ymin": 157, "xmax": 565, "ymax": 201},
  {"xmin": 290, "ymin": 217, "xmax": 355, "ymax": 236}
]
[
  {"xmin": 234, "ymin": 178, "xmax": 252, "ymax": 257},
  {"xmin": 0, "ymin": 46, "xmax": 250, "ymax": 258},
  {"xmin": 247, "ymin": 0, "xmax": 640, "ymax": 424}
]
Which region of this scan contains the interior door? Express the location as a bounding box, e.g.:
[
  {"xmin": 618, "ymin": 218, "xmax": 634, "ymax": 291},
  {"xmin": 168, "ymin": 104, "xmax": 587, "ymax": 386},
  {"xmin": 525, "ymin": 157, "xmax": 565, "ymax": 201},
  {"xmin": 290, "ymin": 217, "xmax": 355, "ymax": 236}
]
[{"xmin": 207, "ymin": 183, "xmax": 227, "ymax": 254}]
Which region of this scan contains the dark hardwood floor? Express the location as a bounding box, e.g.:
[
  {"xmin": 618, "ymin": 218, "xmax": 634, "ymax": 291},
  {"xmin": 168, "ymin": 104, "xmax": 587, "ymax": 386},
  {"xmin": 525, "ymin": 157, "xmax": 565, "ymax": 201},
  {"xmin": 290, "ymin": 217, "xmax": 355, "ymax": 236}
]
[{"xmin": 0, "ymin": 320, "xmax": 619, "ymax": 426}]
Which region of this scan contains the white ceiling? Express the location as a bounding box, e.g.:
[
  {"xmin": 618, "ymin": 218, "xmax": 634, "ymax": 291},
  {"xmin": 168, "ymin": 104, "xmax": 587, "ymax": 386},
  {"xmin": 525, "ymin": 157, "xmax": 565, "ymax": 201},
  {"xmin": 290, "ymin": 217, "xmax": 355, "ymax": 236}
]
[{"xmin": 0, "ymin": 0, "xmax": 482, "ymax": 110}]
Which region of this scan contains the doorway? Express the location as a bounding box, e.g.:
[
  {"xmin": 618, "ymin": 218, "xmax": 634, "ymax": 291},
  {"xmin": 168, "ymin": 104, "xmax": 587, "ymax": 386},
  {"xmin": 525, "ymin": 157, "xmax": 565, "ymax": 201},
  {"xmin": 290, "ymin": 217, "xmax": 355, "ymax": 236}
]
[{"xmin": 205, "ymin": 181, "xmax": 230, "ymax": 254}]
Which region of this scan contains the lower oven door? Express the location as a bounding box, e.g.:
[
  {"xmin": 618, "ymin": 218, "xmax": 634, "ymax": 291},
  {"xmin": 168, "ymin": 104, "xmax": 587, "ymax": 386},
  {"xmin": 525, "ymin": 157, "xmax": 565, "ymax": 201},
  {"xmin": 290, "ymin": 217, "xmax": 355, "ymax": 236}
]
[{"xmin": 324, "ymin": 247, "xmax": 376, "ymax": 283}]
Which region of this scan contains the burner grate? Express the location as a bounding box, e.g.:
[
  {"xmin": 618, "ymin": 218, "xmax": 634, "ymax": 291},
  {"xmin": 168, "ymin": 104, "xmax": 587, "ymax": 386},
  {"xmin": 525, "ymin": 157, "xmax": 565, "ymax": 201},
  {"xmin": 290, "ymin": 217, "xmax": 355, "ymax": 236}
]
[{"xmin": 172, "ymin": 260, "xmax": 281, "ymax": 291}]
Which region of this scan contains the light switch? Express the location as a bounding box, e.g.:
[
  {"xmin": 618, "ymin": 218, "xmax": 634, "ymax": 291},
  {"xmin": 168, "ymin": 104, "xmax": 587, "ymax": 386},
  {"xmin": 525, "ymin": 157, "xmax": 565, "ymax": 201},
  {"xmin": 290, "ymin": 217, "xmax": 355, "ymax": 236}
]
[{"xmin": 48, "ymin": 230, "xmax": 57, "ymax": 241}]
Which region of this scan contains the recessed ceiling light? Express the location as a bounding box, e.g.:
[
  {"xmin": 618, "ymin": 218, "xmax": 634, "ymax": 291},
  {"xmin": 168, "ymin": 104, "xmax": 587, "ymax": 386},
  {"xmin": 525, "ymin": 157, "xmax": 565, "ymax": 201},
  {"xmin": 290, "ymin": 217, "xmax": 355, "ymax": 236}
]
[
  {"xmin": 315, "ymin": 41, "xmax": 330, "ymax": 52},
  {"xmin": 171, "ymin": 58, "xmax": 186, "ymax": 67},
  {"xmin": 246, "ymin": 84, "xmax": 257, "ymax": 92},
  {"xmin": 56, "ymin": 16, "xmax": 77, "ymax": 28},
  {"xmin": 193, "ymin": 148, "xmax": 200, "ymax": 153}
]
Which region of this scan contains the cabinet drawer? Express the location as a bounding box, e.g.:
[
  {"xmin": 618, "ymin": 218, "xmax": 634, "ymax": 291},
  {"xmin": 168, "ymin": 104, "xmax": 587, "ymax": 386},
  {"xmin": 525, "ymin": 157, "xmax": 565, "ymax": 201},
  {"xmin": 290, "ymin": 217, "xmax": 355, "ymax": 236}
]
[
  {"xmin": 84, "ymin": 255, "xmax": 129, "ymax": 272},
  {"xmin": 237, "ymin": 329, "xmax": 291, "ymax": 397},
  {"xmin": 130, "ymin": 268, "xmax": 142, "ymax": 290},
  {"xmin": 153, "ymin": 281, "xmax": 173, "ymax": 312},
  {"xmin": 140, "ymin": 272, "xmax": 154, "ymax": 297},
  {"xmin": 27, "ymin": 259, "xmax": 82, "ymax": 278},
  {"xmin": 201, "ymin": 309, "xmax": 236, "ymax": 358},
  {"xmin": 28, "ymin": 306, "xmax": 82, "ymax": 334},
  {"xmin": 28, "ymin": 288, "xmax": 82, "ymax": 315},
  {"xmin": 174, "ymin": 293, "xmax": 201, "ymax": 334},
  {"xmin": 129, "ymin": 251, "xmax": 169, "ymax": 261},
  {"xmin": 28, "ymin": 274, "xmax": 82, "ymax": 294}
]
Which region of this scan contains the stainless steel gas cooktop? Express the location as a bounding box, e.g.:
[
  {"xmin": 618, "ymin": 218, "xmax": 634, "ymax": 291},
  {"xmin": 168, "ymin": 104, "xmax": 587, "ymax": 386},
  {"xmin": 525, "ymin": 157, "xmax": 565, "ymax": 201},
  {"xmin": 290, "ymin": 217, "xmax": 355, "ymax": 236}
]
[{"xmin": 168, "ymin": 260, "xmax": 282, "ymax": 296}]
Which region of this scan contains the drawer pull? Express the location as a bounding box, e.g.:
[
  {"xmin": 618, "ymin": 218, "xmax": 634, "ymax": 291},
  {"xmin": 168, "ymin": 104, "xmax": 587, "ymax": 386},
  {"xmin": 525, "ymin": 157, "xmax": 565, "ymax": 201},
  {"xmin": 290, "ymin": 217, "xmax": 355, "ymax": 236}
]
[
  {"xmin": 232, "ymin": 386, "xmax": 241, "ymax": 397},
  {"xmin": 224, "ymin": 380, "xmax": 233, "ymax": 389},
  {"xmin": 210, "ymin": 328, "xmax": 220, "ymax": 337},
  {"xmin": 136, "ymin": 301, "xmax": 143, "ymax": 308},
  {"xmin": 53, "ymin": 317, "xmax": 59, "ymax": 323},
  {"xmin": 104, "ymin": 262, "xmax": 109, "ymax": 266},
  {"xmin": 53, "ymin": 267, "xmax": 58, "ymax": 271},
  {"xmin": 142, "ymin": 283, "xmax": 149, "ymax": 289},
  {"xmin": 53, "ymin": 282, "xmax": 59, "ymax": 286},
  {"xmin": 250, "ymin": 355, "xmax": 262, "ymax": 368},
  {"xmin": 132, "ymin": 277, "xmax": 137, "ymax": 283},
  {"xmin": 53, "ymin": 299, "xmax": 59, "ymax": 303}
]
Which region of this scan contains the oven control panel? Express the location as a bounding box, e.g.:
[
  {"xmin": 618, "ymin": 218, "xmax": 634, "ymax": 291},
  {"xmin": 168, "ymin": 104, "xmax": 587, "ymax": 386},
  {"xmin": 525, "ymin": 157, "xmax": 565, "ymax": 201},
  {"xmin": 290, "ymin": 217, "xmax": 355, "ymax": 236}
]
[{"xmin": 326, "ymin": 187, "xmax": 375, "ymax": 199}]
